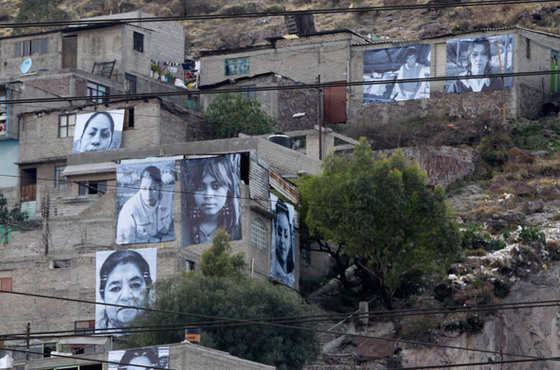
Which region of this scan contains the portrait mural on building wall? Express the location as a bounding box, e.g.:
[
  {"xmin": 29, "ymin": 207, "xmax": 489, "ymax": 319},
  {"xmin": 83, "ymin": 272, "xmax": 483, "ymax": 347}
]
[
  {"xmin": 72, "ymin": 110, "xmax": 124, "ymax": 153},
  {"xmin": 180, "ymin": 154, "xmax": 242, "ymax": 246},
  {"xmin": 270, "ymin": 193, "xmax": 295, "ymax": 288},
  {"xmin": 95, "ymin": 248, "xmax": 157, "ymax": 335},
  {"xmin": 363, "ymin": 45, "xmax": 431, "ymax": 104},
  {"xmin": 445, "ymin": 34, "xmax": 514, "ymax": 94},
  {"xmin": 108, "ymin": 346, "xmax": 169, "ymax": 369},
  {"xmin": 116, "ymin": 160, "xmax": 176, "ymax": 245}
]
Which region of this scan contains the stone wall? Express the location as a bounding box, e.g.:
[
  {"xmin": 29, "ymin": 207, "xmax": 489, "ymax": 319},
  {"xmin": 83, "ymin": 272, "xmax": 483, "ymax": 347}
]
[{"xmin": 376, "ymin": 146, "xmax": 480, "ymax": 188}]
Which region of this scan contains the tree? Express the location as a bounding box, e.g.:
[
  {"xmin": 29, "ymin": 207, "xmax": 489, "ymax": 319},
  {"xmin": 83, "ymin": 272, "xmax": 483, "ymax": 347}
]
[
  {"xmin": 299, "ymin": 138, "xmax": 461, "ymax": 332},
  {"xmin": 13, "ymin": 0, "xmax": 67, "ymax": 35},
  {"xmin": 199, "ymin": 229, "xmax": 246, "ymax": 278},
  {"xmin": 203, "ymin": 93, "xmax": 274, "ymax": 138},
  {"xmin": 0, "ymin": 193, "xmax": 27, "ymax": 226},
  {"xmin": 127, "ymin": 275, "xmax": 320, "ymax": 370}
]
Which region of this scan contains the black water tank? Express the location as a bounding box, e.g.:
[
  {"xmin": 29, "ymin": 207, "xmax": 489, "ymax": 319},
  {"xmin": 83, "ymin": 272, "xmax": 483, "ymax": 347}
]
[{"xmin": 267, "ymin": 134, "xmax": 291, "ymax": 148}]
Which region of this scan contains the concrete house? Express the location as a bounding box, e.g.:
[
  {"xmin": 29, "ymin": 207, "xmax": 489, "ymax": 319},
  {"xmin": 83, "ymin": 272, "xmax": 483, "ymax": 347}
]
[
  {"xmin": 0, "ymin": 11, "xmax": 187, "ymax": 202},
  {"xmin": 0, "ymin": 124, "xmax": 344, "ymax": 339},
  {"xmin": 199, "ymin": 27, "xmax": 560, "ymax": 128}
]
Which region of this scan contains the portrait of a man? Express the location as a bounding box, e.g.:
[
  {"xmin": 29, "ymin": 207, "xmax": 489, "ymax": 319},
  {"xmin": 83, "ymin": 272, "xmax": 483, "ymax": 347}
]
[
  {"xmin": 363, "ymin": 45, "xmax": 431, "ymax": 104},
  {"xmin": 270, "ymin": 194, "xmax": 295, "ymax": 288},
  {"xmin": 116, "ymin": 160, "xmax": 175, "ymax": 245},
  {"xmin": 108, "ymin": 346, "xmax": 169, "ymax": 369},
  {"xmin": 445, "ymin": 35, "xmax": 514, "ymax": 93},
  {"xmin": 95, "ymin": 248, "xmax": 157, "ymax": 335},
  {"xmin": 72, "ymin": 110, "xmax": 124, "ymax": 153},
  {"xmin": 180, "ymin": 154, "xmax": 242, "ymax": 246}
]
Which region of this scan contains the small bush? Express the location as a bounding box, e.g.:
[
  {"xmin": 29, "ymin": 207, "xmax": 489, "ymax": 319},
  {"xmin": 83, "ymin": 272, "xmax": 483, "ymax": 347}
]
[
  {"xmin": 461, "ymin": 224, "xmax": 488, "ymax": 250},
  {"xmin": 491, "ymin": 238, "xmax": 507, "ymax": 251},
  {"xmin": 492, "ymin": 278, "xmax": 512, "ymax": 298},
  {"xmin": 443, "ymin": 314, "xmax": 485, "ymax": 334},
  {"xmin": 518, "ymin": 226, "xmax": 546, "ymax": 244},
  {"xmin": 264, "ymin": 5, "xmax": 283, "ymax": 13},
  {"xmin": 464, "ymin": 248, "xmax": 487, "ymax": 257}
]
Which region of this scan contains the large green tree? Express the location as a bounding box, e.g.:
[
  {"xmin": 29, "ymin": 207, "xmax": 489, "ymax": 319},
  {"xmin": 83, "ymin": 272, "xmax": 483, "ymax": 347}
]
[
  {"xmin": 127, "ymin": 275, "xmax": 320, "ymax": 369},
  {"xmin": 203, "ymin": 93, "xmax": 274, "ymax": 138},
  {"xmin": 13, "ymin": 0, "xmax": 67, "ymax": 35},
  {"xmin": 299, "ymin": 138, "xmax": 461, "ymax": 330},
  {"xmin": 127, "ymin": 234, "xmax": 319, "ymax": 369}
]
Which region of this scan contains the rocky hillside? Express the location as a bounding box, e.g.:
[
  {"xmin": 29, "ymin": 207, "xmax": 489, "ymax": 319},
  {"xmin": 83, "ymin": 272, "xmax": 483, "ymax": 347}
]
[{"xmin": 2, "ymin": 0, "xmax": 560, "ymax": 55}]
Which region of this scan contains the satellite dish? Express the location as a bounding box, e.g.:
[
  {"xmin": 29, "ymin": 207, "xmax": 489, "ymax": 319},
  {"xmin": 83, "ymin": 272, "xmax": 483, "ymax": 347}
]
[{"xmin": 20, "ymin": 58, "xmax": 32, "ymax": 74}]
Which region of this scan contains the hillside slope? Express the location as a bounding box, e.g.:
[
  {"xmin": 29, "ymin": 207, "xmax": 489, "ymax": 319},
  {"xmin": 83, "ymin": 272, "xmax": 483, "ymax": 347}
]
[{"xmin": 2, "ymin": 0, "xmax": 560, "ymax": 55}]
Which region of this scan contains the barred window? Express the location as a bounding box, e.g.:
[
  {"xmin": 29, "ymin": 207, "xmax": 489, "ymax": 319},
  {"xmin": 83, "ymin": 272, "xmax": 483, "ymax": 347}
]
[{"xmin": 251, "ymin": 217, "xmax": 267, "ymax": 250}]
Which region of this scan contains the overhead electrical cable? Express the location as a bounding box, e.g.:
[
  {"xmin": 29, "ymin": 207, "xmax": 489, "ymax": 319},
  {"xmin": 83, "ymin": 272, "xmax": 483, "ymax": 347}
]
[
  {"xmin": 1, "ymin": 288, "xmax": 560, "ymax": 363},
  {"xmin": 3, "ymin": 70, "xmax": 560, "ymax": 105},
  {"xmin": 0, "ymin": 0, "xmax": 559, "ymax": 28}
]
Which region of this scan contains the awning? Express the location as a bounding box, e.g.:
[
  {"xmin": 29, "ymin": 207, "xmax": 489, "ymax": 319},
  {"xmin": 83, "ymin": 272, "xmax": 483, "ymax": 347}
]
[{"xmin": 61, "ymin": 162, "xmax": 116, "ymax": 177}]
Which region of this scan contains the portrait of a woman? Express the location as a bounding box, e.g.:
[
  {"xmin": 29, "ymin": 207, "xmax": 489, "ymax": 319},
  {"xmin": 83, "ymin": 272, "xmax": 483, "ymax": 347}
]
[
  {"xmin": 270, "ymin": 195, "xmax": 295, "ymax": 287},
  {"xmin": 180, "ymin": 154, "xmax": 241, "ymax": 245},
  {"xmin": 72, "ymin": 110, "xmax": 124, "ymax": 153},
  {"xmin": 95, "ymin": 248, "xmax": 157, "ymax": 335}
]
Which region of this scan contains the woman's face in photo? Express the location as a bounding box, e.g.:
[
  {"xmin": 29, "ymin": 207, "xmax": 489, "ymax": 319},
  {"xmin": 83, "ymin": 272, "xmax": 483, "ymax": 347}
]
[
  {"xmin": 139, "ymin": 176, "xmax": 161, "ymax": 207},
  {"xmin": 79, "ymin": 114, "xmax": 113, "ymax": 152},
  {"xmin": 275, "ymin": 212, "xmax": 291, "ymax": 265},
  {"xmin": 104, "ymin": 262, "xmax": 147, "ymax": 327},
  {"xmin": 470, "ymin": 44, "xmax": 489, "ymax": 75},
  {"xmin": 125, "ymin": 355, "xmax": 153, "ymax": 370},
  {"xmin": 194, "ymin": 174, "xmax": 228, "ymax": 217}
]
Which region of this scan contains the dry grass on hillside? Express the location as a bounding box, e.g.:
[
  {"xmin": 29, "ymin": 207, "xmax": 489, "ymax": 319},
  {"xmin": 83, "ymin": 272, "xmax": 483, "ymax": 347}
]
[{"xmin": 2, "ymin": 0, "xmax": 559, "ymax": 52}]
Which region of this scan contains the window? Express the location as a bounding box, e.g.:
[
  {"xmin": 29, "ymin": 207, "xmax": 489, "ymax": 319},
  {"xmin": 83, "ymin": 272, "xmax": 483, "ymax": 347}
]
[
  {"xmin": 125, "ymin": 73, "xmax": 137, "ymax": 94},
  {"xmin": 75, "ymin": 320, "xmax": 95, "ymax": 335},
  {"xmin": 123, "ymin": 108, "xmax": 135, "ymax": 130},
  {"xmin": 133, "ymin": 32, "xmax": 144, "ymax": 52},
  {"xmin": 54, "ymin": 166, "xmax": 66, "ymax": 188},
  {"xmin": 526, "ymin": 38, "xmax": 531, "ymax": 59},
  {"xmin": 187, "ymin": 95, "xmax": 199, "ymax": 110},
  {"xmin": 250, "ymin": 217, "xmax": 267, "ymax": 250},
  {"xmin": 15, "ymin": 38, "xmax": 47, "ymax": 57},
  {"xmin": 58, "ymin": 113, "xmax": 76, "ymax": 138},
  {"xmin": 241, "ymin": 85, "xmax": 256, "ymax": 100},
  {"xmin": 53, "ymin": 259, "xmax": 71, "ymax": 269},
  {"xmin": 185, "ymin": 259, "xmax": 196, "ymax": 272},
  {"xmin": 78, "ymin": 181, "xmax": 107, "ymax": 195},
  {"xmin": 0, "ymin": 277, "xmax": 12, "ymax": 291},
  {"xmin": 225, "ymin": 57, "xmax": 250, "ymax": 76},
  {"xmin": 87, "ymin": 82, "xmax": 109, "ymax": 103}
]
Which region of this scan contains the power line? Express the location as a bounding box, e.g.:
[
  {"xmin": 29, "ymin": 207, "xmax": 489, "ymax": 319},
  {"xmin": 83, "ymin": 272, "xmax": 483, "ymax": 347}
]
[
  {"xmin": 1, "ymin": 0, "xmax": 558, "ymax": 29},
  {"xmin": 4, "ymin": 287, "xmax": 560, "ymax": 365},
  {"xmin": 3, "ymin": 69, "xmax": 560, "ymax": 106}
]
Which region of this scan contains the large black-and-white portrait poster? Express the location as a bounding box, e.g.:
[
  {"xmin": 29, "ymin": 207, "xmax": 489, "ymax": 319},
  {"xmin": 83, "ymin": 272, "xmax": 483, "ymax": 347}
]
[
  {"xmin": 180, "ymin": 154, "xmax": 242, "ymax": 246},
  {"xmin": 363, "ymin": 45, "xmax": 431, "ymax": 104},
  {"xmin": 445, "ymin": 34, "xmax": 514, "ymax": 93},
  {"xmin": 116, "ymin": 160, "xmax": 176, "ymax": 245},
  {"xmin": 108, "ymin": 346, "xmax": 169, "ymax": 369},
  {"xmin": 95, "ymin": 248, "xmax": 157, "ymax": 335},
  {"xmin": 72, "ymin": 110, "xmax": 124, "ymax": 153},
  {"xmin": 270, "ymin": 193, "xmax": 295, "ymax": 288}
]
